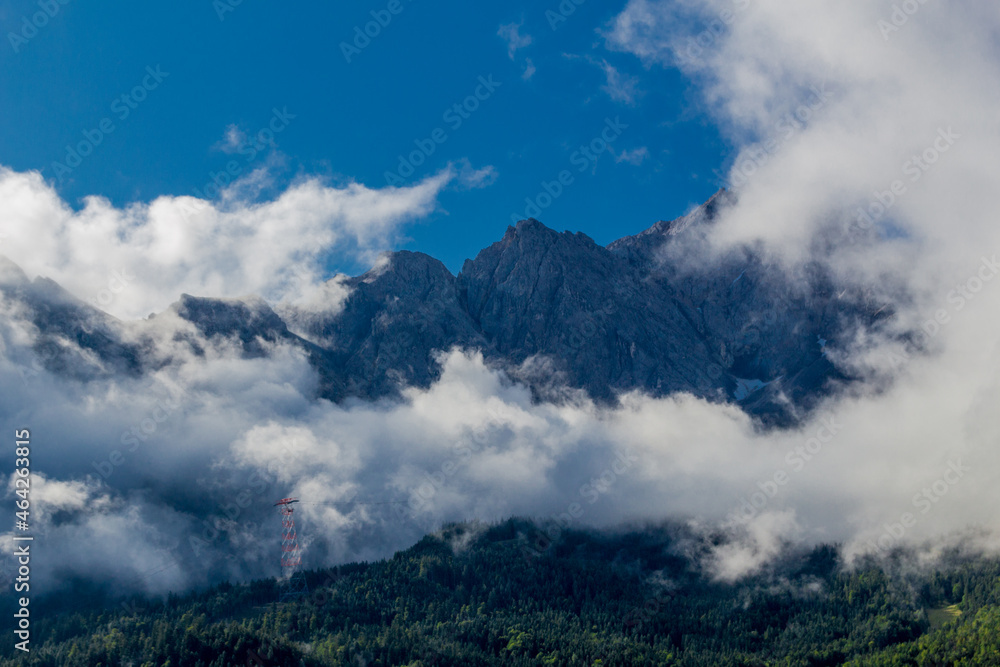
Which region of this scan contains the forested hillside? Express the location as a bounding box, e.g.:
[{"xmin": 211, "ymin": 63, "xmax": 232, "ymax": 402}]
[{"xmin": 3, "ymin": 520, "xmax": 999, "ymax": 666}]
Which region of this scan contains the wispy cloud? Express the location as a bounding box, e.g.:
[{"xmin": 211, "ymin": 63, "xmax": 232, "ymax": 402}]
[
  {"xmin": 455, "ymin": 160, "xmax": 499, "ymax": 190},
  {"xmin": 613, "ymin": 146, "xmax": 649, "ymax": 166},
  {"xmin": 0, "ymin": 165, "xmax": 454, "ymax": 319},
  {"xmin": 3, "ymin": 0, "xmax": 1000, "ymax": 598},
  {"xmin": 498, "ymin": 20, "xmax": 533, "ymax": 60},
  {"xmin": 598, "ymin": 59, "xmax": 642, "ymax": 105},
  {"xmin": 522, "ymin": 57, "xmax": 537, "ymax": 81},
  {"xmin": 604, "ymin": 0, "xmax": 1000, "ymax": 567},
  {"xmin": 215, "ymin": 124, "xmax": 246, "ymax": 154},
  {"xmin": 565, "ymin": 54, "xmax": 643, "ymax": 105}
]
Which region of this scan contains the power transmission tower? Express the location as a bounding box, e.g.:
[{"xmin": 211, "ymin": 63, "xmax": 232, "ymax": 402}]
[{"xmin": 274, "ymin": 498, "xmax": 309, "ymax": 602}]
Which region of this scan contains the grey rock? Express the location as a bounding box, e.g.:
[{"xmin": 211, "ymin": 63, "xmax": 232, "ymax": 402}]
[
  {"xmin": 0, "ymin": 256, "xmax": 144, "ymax": 380},
  {"xmin": 457, "ymin": 218, "xmax": 729, "ymax": 403},
  {"xmin": 0, "ymin": 191, "xmax": 894, "ymax": 425}
]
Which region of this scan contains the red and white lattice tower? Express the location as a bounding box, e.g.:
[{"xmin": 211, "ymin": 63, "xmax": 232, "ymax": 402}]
[{"xmin": 274, "ymin": 498, "xmax": 308, "ymax": 602}]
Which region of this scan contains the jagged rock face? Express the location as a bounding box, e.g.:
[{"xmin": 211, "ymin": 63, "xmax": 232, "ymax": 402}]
[
  {"xmin": 168, "ymin": 293, "xmax": 350, "ymax": 401},
  {"xmin": 457, "ymin": 220, "xmax": 730, "ymax": 402},
  {"xmin": 607, "ymin": 192, "xmax": 834, "ymax": 419},
  {"xmin": 0, "ymin": 192, "xmax": 887, "ymax": 424},
  {"xmin": 0, "ymin": 257, "xmax": 144, "ymax": 380},
  {"xmin": 168, "ymin": 252, "xmax": 488, "ymax": 401},
  {"xmin": 607, "ymin": 192, "xmax": 882, "ymax": 420},
  {"xmin": 173, "ymin": 294, "xmax": 294, "ymax": 357},
  {"xmin": 295, "ymin": 251, "xmax": 489, "ymax": 399}
]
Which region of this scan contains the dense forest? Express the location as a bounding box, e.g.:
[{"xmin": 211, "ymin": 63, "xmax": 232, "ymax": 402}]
[{"xmin": 2, "ymin": 519, "xmax": 999, "ymax": 666}]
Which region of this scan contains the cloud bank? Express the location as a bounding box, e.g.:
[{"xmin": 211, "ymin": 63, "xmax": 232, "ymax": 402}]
[
  {"xmin": 3, "ymin": 0, "xmax": 1000, "ymax": 598},
  {"xmin": 0, "ymin": 165, "xmax": 455, "ymax": 320},
  {"xmin": 603, "ymin": 0, "xmax": 1000, "ymax": 566}
]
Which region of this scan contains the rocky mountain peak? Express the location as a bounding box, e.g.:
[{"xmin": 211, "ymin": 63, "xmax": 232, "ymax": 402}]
[
  {"xmin": 0, "ymin": 190, "xmax": 881, "ymax": 425},
  {"xmin": 0, "ymin": 255, "xmax": 30, "ymax": 288}
]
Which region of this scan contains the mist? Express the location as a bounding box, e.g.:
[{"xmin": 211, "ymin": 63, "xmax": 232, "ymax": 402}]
[{"xmin": 3, "ymin": 0, "xmax": 1000, "ymax": 597}]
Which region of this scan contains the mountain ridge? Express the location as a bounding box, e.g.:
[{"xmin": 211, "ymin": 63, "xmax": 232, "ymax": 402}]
[{"xmin": 0, "ymin": 192, "xmax": 881, "ymax": 424}]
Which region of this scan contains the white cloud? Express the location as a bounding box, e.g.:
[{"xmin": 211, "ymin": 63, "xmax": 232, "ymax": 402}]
[
  {"xmin": 0, "ymin": 166, "xmax": 455, "ymax": 319},
  {"xmin": 4, "ymin": 0, "xmax": 1000, "ymax": 595},
  {"xmin": 707, "ymin": 510, "xmax": 801, "ymax": 582},
  {"xmin": 614, "ymin": 146, "xmax": 650, "ymax": 166},
  {"xmin": 2, "ymin": 315, "xmax": 1000, "ymax": 593},
  {"xmin": 606, "ymin": 0, "xmax": 1000, "ymax": 263},
  {"xmin": 602, "ymin": 0, "xmax": 1000, "ymax": 561},
  {"xmin": 598, "ymin": 59, "xmax": 642, "ymax": 105},
  {"xmin": 455, "ymin": 159, "xmax": 499, "ymax": 190},
  {"xmin": 498, "ymin": 20, "xmax": 533, "ymax": 60},
  {"xmin": 522, "ymin": 57, "xmax": 537, "ymax": 81},
  {"xmin": 216, "ymin": 124, "xmax": 246, "ymax": 154}
]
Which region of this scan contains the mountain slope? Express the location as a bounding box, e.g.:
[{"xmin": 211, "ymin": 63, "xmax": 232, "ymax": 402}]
[
  {"xmin": 0, "ymin": 255, "xmax": 144, "ymax": 380},
  {"xmin": 457, "ymin": 218, "xmax": 730, "ymax": 401},
  {"xmin": 5, "ymin": 521, "xmax": 997, "ymax": 667},
  {"xmin": 0, "ymin": 192, "xmax": 890, "ymax": 423}
]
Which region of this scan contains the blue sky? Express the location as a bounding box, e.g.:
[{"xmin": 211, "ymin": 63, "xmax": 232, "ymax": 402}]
[
  {"xmin": 0, "ymin": 0, "xmax": 728, "ymax": 275},
  {"xmin": 5, "ymin": 0, "xmax": 1000, "ymax": 594}
]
